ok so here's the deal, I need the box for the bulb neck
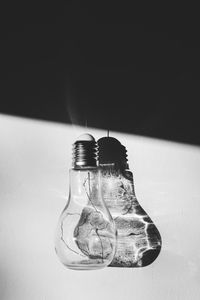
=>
[99,162,129,170]
[72,140,98,169]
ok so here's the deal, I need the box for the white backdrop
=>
[0,114,200,300]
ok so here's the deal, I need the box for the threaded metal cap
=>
[72,134,98,168]
[97,136,128,168]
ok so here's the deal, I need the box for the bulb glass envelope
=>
[98,136,162,267]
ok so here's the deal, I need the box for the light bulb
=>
[55,134,117,270]
[98,137,162,267]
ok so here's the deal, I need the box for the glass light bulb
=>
[55,134,117,270]
[98,137,162,267]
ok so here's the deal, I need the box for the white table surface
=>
[0,114,200,300]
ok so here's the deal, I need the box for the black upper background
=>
[2,3,200,145]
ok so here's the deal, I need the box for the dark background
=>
[2,3,200,144]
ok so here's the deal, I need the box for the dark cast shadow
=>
[2,5,200,146]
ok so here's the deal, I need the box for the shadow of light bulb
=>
[97,136,162,267]
[55,134,117,270]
